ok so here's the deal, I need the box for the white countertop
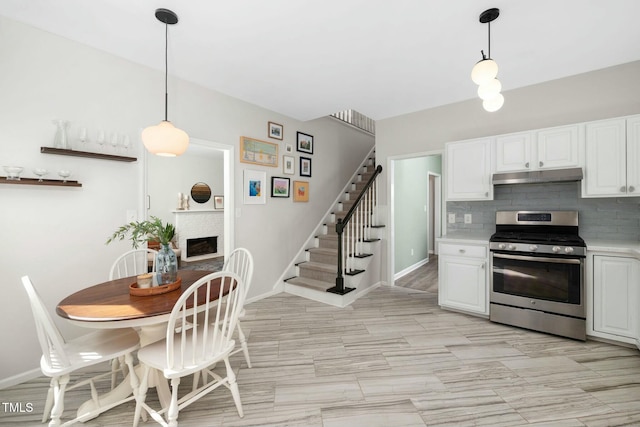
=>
[584,239,640,257]
[437,230,493,245]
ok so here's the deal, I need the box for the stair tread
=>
[286,276,334,292]
[298,261,337,272]
[308,247,337,255]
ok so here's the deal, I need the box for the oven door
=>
[491,252,585,318]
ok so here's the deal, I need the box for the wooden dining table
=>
[56,269,220,419]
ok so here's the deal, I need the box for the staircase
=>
[282,149,385,307]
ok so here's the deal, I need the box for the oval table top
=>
[56,270,218,323]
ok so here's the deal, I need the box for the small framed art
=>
[214,195,224,210]
[268,122,283,140]
[283,155,295,175]
[300,156,312,177]
[271,176,290,198]
[296,131,313,154]
[285,143,293,153]
[293,180,309,202]
[243,169,267,204]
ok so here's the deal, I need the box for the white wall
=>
[0,16,374,384]
[377,60,640,283]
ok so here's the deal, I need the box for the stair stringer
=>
[272,146,377,295]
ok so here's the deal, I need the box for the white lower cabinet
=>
[438,242,489,315]
[591,254,639,343]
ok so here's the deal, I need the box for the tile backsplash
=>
[447,182,640,241]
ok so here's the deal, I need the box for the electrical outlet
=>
[411,249,414,256]
[448,213,456,224]
[464,214,472,224]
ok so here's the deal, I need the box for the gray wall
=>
[447,183,640,242]
[393,155,441,274]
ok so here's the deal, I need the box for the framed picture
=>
[293,180,309,202]
[271,176,290,198]
[268,122,283,140]
[300,156,312,177]
[243,169,267,204]
[213,195,224,210]
[283,155,295,175]
[285,143,293,153]
[296,131,314,154]
[240,136,278,167]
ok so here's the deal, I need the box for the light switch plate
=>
[464,214,472,224]
[448,213,456,224]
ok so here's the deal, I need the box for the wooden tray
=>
[129,277,182,296]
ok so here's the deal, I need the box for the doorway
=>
[388,152,443,292]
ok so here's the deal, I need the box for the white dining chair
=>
[109,248,158,280]
[222,248,254,368]
[133,271,245,427]
[108,248,157,389]
[21,276,141,427]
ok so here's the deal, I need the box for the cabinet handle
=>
[621,186,626,193]
[539,161,544,167]
[629,186,635,193]
[459,249,466,254]
[485,192,488,197]
[525,162,529,168]
[481,263,485,269]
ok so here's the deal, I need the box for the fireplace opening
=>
[186,236,218,258]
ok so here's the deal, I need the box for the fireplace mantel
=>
[172,209,222,214]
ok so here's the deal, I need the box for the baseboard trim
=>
[394,258,429,281]
[0,368,41,390]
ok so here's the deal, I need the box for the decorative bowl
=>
[57,170,71,182]
[3,166,24,180]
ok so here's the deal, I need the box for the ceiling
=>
[2,0,640,121]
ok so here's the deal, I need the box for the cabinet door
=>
[593,255,639,339]
[495,132,532,172]
[584,119,627,197]
[536,125,580,169]
[446,139,492,201]
[439,256,487,314]
[626,115,640,196]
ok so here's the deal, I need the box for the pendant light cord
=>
[487,20,491,60]
[164,20,168,122]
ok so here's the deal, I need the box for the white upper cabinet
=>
[537,125,581,170]
[495,132,532,172]
[495,125,580,173]
[583,116,640,197]
[446,138,493,201]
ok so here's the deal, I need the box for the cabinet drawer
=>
[439,243,486,258]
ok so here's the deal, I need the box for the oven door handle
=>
[492,252,582,264]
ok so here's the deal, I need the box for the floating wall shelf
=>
[40,147,137,162]
[1,177,82,187]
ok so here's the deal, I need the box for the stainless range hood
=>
[492,167,583,185]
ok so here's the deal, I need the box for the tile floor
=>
[2,285,640,426]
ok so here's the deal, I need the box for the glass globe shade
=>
[477,79,502,100]
[142,120,189,157]
[482,93,505,112]
[471,59,498,85]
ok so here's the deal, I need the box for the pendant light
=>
[142,8,189,157]
[470,8,504,112]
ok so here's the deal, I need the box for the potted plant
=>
[107,216,178,285]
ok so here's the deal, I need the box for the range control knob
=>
[498,243,506,250]
[565,247,574,254]
[507,244,516,251]
[529,245,538,252]
[552,246,561,253]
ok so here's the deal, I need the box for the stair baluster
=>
[327,164,383,295]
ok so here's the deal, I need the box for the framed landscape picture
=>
[283,155,295,175]
[293,180,309,202]
[296,131,313,154]
[300,156,312,177]
[243,169,267,204]
[271,176,290,198]
[268,121,283,140]
[240,136,278,167]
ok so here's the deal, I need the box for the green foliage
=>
[106,216,176,248]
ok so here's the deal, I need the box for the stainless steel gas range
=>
[489,211,586,340]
